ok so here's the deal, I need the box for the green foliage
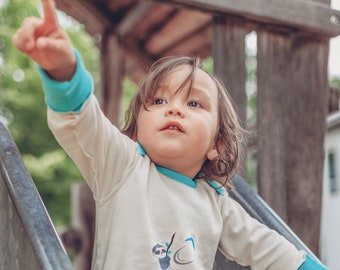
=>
[202,57,213,73]
[0,0,99,226]
[330,77,340,89]
[122,78,137,113]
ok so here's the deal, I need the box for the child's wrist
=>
[37,49,93,112]
[45,55,77,82]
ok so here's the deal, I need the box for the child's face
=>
[136,65,219,178]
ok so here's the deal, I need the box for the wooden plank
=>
[106,0,136,11]
[132,4,176,40]
[157,23,211,58]
[212,17,248,178]
[62,184,95,270]
[99,32,124,125]
[256,32,290,221]
[256,29,328,254]
[153,0,340,37]
[55,0,112,36]
[146,9,211,54]
[117,1,155,37]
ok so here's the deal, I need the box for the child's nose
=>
[165,104,185,118]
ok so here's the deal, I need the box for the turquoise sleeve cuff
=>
[298,255,329,270]
[37,49,93,113]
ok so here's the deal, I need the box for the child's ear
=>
[207,139,226,161]
[207,149,218,161]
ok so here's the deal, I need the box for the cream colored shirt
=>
[48,96,305,270]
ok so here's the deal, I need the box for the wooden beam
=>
[99,32,124,125]
[153,0,340,37]
[145,9,211,55]
[117,2,155,37]
[156,22,211,58]
[55,0,112,36]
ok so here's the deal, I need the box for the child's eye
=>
[187,100,202,108]
[153,98,167,105]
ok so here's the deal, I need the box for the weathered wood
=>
[117,1,154,37]
[329,87,339,114]
[212,16,248,178]
[55,0,112,37]
[285,36,328,256]
[155,0,340,37]
[99,32,125,125]
[62,184,95,270]
[145,9,211,54]
[132,4,176,41]
[157,23,211,58]
[257,29,329,255]
[256,32,290,220]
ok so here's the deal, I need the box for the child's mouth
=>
[161,121,184,132]
[168,125,179,130]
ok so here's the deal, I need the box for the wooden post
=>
[99,30,125,125]
[212,16,249,178]
[329,87,339,114]
[62,183,95,270]
[256,29,329,254]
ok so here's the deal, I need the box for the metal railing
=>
[0,122,73,270]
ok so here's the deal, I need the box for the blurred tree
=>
[330,77,340,89]
[0,0,99,226]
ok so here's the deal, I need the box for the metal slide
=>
[213,174,319,269]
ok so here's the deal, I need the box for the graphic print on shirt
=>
[152,233,196,269]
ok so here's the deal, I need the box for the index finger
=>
[42,0,59,27]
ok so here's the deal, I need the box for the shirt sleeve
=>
[40,50,138,201]
[298,255,329,270]
[36,49,93,113]
[218,196,306,270]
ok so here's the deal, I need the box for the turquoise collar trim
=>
[136,142,224,195]
[156,165,197,188]
[137,143,197,188]
[137,143,146,156]
[207,180,226,196]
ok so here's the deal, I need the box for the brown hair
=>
[122,56,247,187]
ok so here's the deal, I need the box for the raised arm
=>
[12,0,75,81]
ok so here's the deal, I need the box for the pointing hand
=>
[12,0,76,81]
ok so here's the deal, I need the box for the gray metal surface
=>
[213,174,319,269]
[230,174,317,258]
[0,122,73,270]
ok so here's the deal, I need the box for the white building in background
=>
[321,111,340,269]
